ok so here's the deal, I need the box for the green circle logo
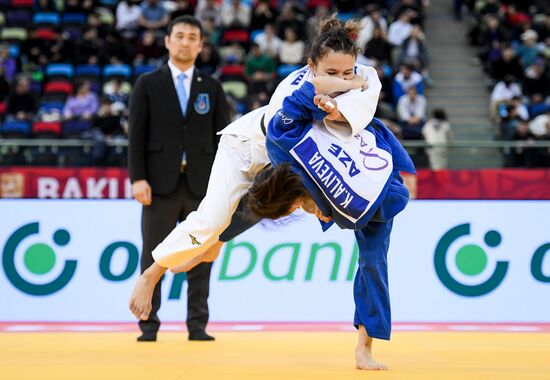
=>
[434,224,509,297]
[2,223,77,296]
[24,243,57,275]
[455,244,487,276]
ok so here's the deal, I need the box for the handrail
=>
[1,139,550,149]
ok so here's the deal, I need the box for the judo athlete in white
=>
[130,16,400,370]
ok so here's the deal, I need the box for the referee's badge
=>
[194,93,210,115]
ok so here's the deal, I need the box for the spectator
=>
[245,42,276,94]
[103,79,130,108]
[523,58,550,98]
[0,66,9,103]
[169,0,195,19]
[7,77,36,121]
[77,27,103,65]
[499,104,522,139]
[393,63,424,102]
[139,0,171,33]
[364,27,393,65]
[516,29,540,68]
[63,81,99,121]
[422,109,452,170]
[254,24,282,59]
[529,110,550,137]
[116,0,142,38]
[397,86,427,139]
[306,6,329,43]
[276,3,305,40]
[0,45,17,83]
[133,30,165,66]
[250,0,278,32]
[509,121,538,167]
[94,99,126,138]
[489,45,524,82]
[220,0,251,29]
[194,0,220,26]
[196,41,222,76]
[399,24,430,73]
[278,28,305,66]
[387,10,413,47]
[490,75,522,117]
[201,16,221,45]
[357,4,388,50]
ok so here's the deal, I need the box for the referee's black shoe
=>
[137,333,157,342]
[188,330,215,341]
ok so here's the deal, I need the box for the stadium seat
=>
[38,101,65,114]
[62,13,86,26]
[222,81,248,100]
[222,29,250,45]
[11,0,34,8]
[33,12,60,26]
[8,44,20,58]
[250,29,263,42]
[32,121,62,138]
[6,9,32,27]
[221,64,246,77]
[277,64,301,78]
[307,0,331,9]
[75,64,101,79]
[134,64,156,78]
[34,28,57,41]
[62,119,92,138]
[103,64,132,79]
[0,27,28,41]
[0,101,7,117]
[45,63,74,79]
[0,12,4,26]
[44,81,74,96]
[99,0,117,6]
[1,119,31,138]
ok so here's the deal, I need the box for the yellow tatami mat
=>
[1,331,549,380]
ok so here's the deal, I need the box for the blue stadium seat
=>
[45,63,74,78]
[62,13,86,25]
[277,64,301,78]
[99,0,117,6]
[33,12,60,26]
[39,101,65,113]
[75,64,101,78]
[1,119,31,138]
[8,44,20,58]
[103,64,132,79]
[6,9,32,27]
[63,119,92,138]
[250,29,263,42]
[134,64,156,78]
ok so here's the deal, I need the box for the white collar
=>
[168,60,195,82]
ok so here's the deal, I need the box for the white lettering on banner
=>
[124,179,132,199]
[108,178,118,199]
[63,178,83,198]
[38,178,59,199]
[86,178,108,198]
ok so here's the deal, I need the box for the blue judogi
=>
[267,82,415,340]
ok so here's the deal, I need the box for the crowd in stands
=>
[0,0,435,167]
[467,0,550,167]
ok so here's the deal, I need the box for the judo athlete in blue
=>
[248,80,415,369]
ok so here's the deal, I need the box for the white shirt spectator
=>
[395,70,423,91]
[387,19,413,46]
[397,93,427,121]
[529,113,550,136]
[490,81,522,104]
[116,1,142,30]
[357,16,388,50]
[422,119,452,170]
[195,0,221,25]
[254,32,282,57]
[220,1,251,28]
[279,40,305,65]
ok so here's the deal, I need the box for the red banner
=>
[0,167,549,200]
[0,167,131,199]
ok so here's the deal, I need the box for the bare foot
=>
[129,263,166,320]
[129,273,155,320]
[355,325,388,370]
[355,345,388,370]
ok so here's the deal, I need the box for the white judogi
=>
[152,65,382,268]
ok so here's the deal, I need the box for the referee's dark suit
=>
[128,61,229,340]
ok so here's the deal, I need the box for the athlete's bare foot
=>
[129,263,166,320]
[355,325,388,370]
